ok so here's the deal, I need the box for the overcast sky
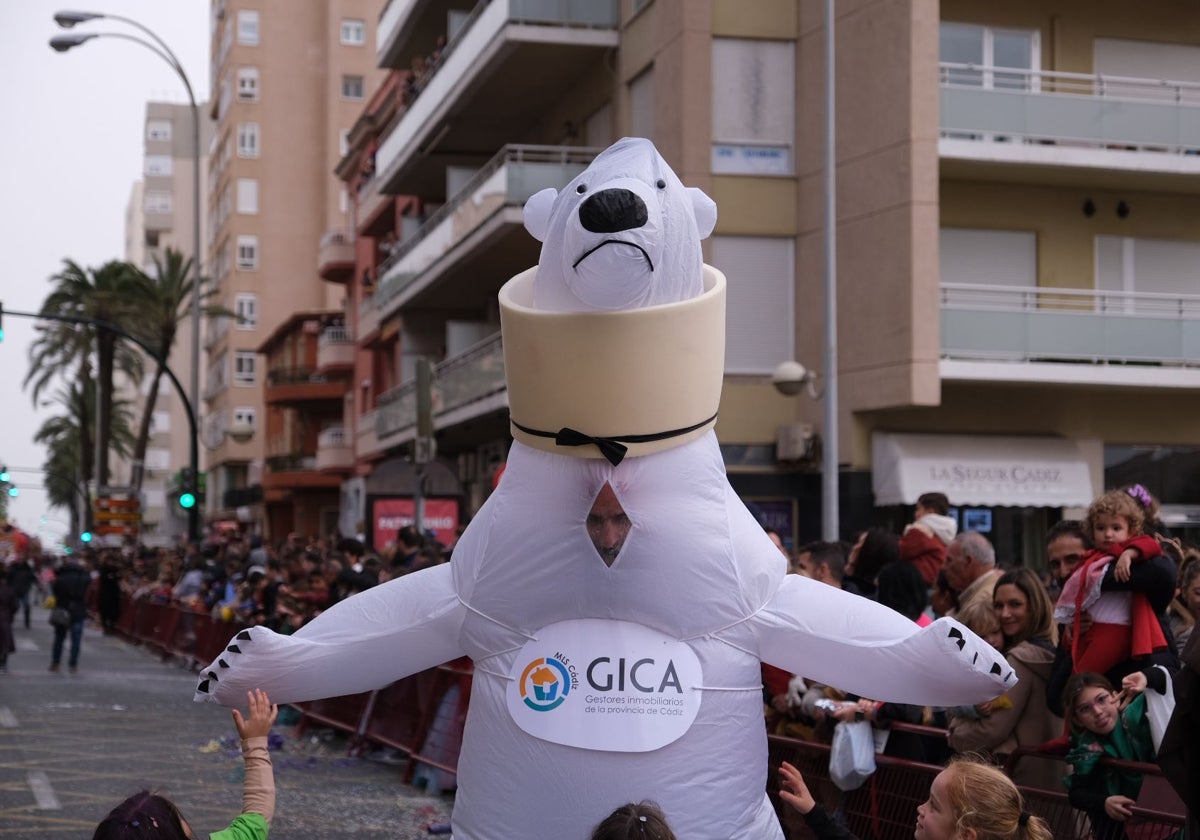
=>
[0,1,209,545]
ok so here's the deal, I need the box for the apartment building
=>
[205,0,384,537]
[121,101,213,546]
[337,0,1200,560]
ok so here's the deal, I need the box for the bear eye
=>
[576,183,587,194]
[656,179,666,189]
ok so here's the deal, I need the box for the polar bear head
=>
[523,137,717,312]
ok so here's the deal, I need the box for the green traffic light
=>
[179,492,197,509]
[80,532,92,543]
[6,487,17,497]
[0,469,9,482]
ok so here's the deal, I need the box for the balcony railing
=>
[267,367,328,386]
[939,62,1200,155]
[319,324,354,345]
[318,426,349,448]
[266,453,318,473]
[375,144,599,304]
[376,331,505,440]
[940,283,1200,365]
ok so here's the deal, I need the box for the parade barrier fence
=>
[99,595,1188,824]
[101,594,470,786]
[767,733,1186,840]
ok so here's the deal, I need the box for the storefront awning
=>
[871,432,1096,508]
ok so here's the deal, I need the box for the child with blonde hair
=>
[1053,490,1168,677]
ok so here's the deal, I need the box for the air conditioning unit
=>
[776,423,814,462]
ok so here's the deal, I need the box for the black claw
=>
[237,630,252,641]
[226,644,242,654]
[990,662,1003,676]
[218,659,229,669]
[948,627,963,639]
[972,652,978,664]
[198,680,210,693]
[207,670,219,682]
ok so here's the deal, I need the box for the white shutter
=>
[711,236,794,375]
[940,228,1036,287]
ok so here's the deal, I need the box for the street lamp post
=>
[50,9,203,529]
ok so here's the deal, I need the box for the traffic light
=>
[178,491,197,509]
[6,486,16,497]
[80,531,92,543]
[0,466,8,482]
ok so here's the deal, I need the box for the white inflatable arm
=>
[194,564,466,706]
[755,575,1015,706]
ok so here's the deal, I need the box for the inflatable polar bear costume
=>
[196,138,1013,840]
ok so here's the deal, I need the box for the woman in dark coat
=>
[0,566,18,673]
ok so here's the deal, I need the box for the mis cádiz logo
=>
[519,654,577,712]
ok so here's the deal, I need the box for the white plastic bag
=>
[829,720,876,791]
[1144,665,1176,754]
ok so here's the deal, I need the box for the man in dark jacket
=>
[50,557,91,673]
[7,555,38,629]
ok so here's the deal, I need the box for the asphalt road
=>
[0,604,452,838]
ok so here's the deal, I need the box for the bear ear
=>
[523,187,558,242]
[688,187,717,239]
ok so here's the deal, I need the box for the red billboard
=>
[371,496,460,553]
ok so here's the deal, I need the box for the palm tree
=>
[26,259,144,489]
[126,248,223,493]
[35,382,136,533]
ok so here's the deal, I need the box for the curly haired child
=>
[1053,490,1168,677]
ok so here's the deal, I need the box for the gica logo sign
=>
[519,653,578,712]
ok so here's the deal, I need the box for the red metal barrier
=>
[768,734,1187,840]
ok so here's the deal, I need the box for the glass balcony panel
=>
[434,332,504,414]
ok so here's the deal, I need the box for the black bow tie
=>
[511,412,718,466]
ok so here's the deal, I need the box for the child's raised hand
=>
[1104,795,1135,822]
[1113,549,1136,582]
[232,688,278,741]
[778,761,817,816]
[1119,671,1148,709]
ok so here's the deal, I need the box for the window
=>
[151,410,171,434]
[236,67,259,101]
[145,448,171,471]
[236,178,258,214]
[628,67,655,140]
[235,292,258,328]
[339,186,348,214]
[341,74,365,100]
[940,23,1040,89]
[237,122,260,158]
[236,236,259,271]
[339,129,350,156]
[146,120,172,141]
[1096,236,1200,314]
[234,351,257,385]
[144,487,166,509]
[237,10,259,45]
[340,18,365,45]
[145,192,172,214]
[233,407,257,429]
[711,39,794,175]
[710,236,794,374]
[144,155,173,176]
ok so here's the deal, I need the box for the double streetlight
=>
[50,10,203,542]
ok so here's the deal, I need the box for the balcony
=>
[262,452,341,492]
[940,283,1200,388]
[222,485,263,510]
[357,407,382,460]
[376,331,507,443]
[358,292,381,343]
[375,145,597,316]
[356,173,393,236]
[318,228,356,283]
[939,63,1200,185]
[375,0,618,197]
[317,324,355,373]
[264,367,346,406]
[316,425,354,473]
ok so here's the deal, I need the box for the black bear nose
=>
[578,188,648,234]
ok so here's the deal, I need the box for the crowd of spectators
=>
[762,485,1198,832]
